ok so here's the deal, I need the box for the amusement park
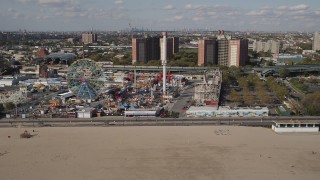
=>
[19,58,191,119]
[1,31,224,119]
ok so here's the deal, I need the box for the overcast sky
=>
[1,0,320,32]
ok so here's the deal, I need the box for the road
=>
[171,82,195,117]
[1,116,320,128]
[282,79,305,99]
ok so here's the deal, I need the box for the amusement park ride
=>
[161,32,168,101]
[66,59,104,101]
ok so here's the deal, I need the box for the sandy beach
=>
[0,126,320,180]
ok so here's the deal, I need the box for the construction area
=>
[194,69,222,105]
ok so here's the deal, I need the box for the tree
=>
[4,102,15,111]
[289,78,309,92]
[297,42,312,50]
[258,92,272,105]
[228,66,241,79]
[90,53,105,61]
[0,103,4,113]
[257,50,272,57]
[170,49,197,67]
[238,77,248,89]
[242,90,255,105]
[228,89,241,102]
[266,77,289,101]
[146,60,161,66]
[279,68,290,78]
[302,93,320,115]
[266,61,275,66]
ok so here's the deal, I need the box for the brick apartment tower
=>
[132,36,161,64]
[228,39,248,66]
[132,38,147,64]
[198,39,218,66]
[160,36,179,61]
[35,48,49,59]
[217,30,230,66]
[82,32,97,44]
[173,37,179,53]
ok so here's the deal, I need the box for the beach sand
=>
[0,126,320,180]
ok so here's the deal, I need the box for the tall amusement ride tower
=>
[162,32,167,98]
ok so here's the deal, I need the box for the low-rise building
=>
[275,54,304,65]
[0,75,28,86]
[0,87,27,104]
[272,120,320,133]
[124,108,161,117]
[77,108,96,118]
[186,106,269,117]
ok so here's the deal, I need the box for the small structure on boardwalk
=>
[272,120,320,133]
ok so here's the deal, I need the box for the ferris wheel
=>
[67,59,104,99]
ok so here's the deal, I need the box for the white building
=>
[125,108,161,117]
[312,32,320,51]
[186,106,269,117]
[272,120,319,133]
[77,108,96,118]
[253,40,280,54]
[302,50,316,55]
[13,54,26,60]
[0,87,27,104]
[0,75,28,86]
[186,106,218,117]
[20,65,40,77]
[0,76,18,86]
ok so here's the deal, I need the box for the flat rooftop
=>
[274,120,320,124]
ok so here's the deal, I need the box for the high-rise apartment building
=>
[198,39,218,66]
[147,36,161,61]
[132,38,147,64]
[253,40,280,54]
[82,32,97,44]
[228,39,248,67]
[173,37,179,54]
[313,32,320,51]
[132,36,160,64]
[217,39,229,66]
[198,31,248,67]
[160,36,179,61]
[217,30,231,66]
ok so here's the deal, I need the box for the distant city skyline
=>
[0,0,320,32]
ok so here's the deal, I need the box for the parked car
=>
[159,114,169,118]
[181,106,189,110]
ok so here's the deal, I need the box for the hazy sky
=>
[1,0,320,31]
